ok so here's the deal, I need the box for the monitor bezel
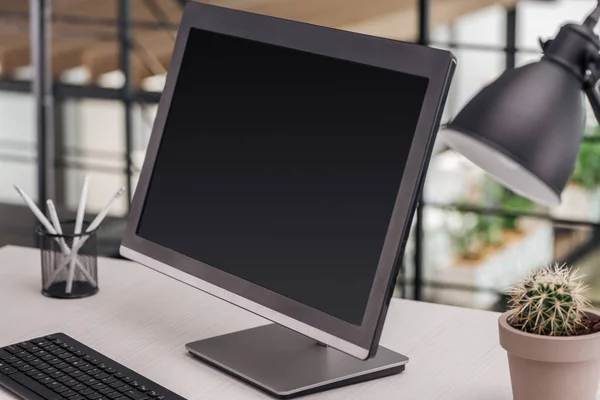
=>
[121,1,455,360]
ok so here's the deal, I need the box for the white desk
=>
[0,245,512,399]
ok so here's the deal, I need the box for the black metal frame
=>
[4,0,600,304]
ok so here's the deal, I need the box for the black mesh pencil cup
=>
[37,220,99,299]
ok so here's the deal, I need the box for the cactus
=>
[507,264,590,336]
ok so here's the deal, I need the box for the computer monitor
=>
[121,2,454,397]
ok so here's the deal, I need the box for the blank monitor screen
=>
[137,28,429,325]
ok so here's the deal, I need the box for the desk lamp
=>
[444,1,600,206]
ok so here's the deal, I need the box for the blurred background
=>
[1,0,599,312]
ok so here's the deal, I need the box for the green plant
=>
[507,264,590,336]
[571,141,600,189]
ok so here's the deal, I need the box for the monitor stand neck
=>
[185,323,408,398]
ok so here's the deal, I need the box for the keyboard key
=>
[19,365,33,372]
[32,373,48,381]
[56,362,70,369]
[76,374,92,382]
[62,390,77,398]
[58,352,72,359]
[25,368,41,376]
[11,372,64,400]
[90,359,101,366]
[45,345,58,352]
[34,350,49,357]
[46,382,61,390]
[138,386,149,393]
[37,363,51,370]
[97,364,109,370]
[70,370,85,377]
[72,361,88,368]
[12,361,25,368]
[49,371,64,378]
[107,392,121,399]
[156,397,164,400]
[23,355,36,362]
[117,385,132,393]
[102,377,117,384]
[16,352,29,359]
[65,379,80,387]
[63,366,76,374]
[57,375,73,383]
[70,396,85,400]
[38,341,52,348]
[109,381,124,389]
[18,342,35,350]
[123,390,148,400]
[81,365,94,372]
[147,392,159,398]
[44,367,58,374]
[105,368,117,374]
[51,348,67,356]
[129,381,140,388]
[92,383,107,390]
[60,343,70,349]
[1,366,18,375]
[72,384,87,392]
[66,357,80,363]
[67,347,77,353]
[3,356,18,363]
[44,335,57,341]
[53,339,63,345]
[5,345,20,354]
[28,346,41,353]
[121,377,133,383]
[83,355,93,361]
[100,388,116,395]
[73,351,84,357]
[30,359,43,366]
[85,378,100,386]
[41,355,55,361]
[87,368,101,376]
[54,385,70,393]
[80,388,95,396]
[48,358,63,366]
[114,373,125,379]
[39,377,54,385]
[88,394,102,400]
[95,373,110,380]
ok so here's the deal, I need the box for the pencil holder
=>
[37,220,99,299]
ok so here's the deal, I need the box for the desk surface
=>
[0,245,512,400]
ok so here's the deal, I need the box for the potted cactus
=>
[499,265,600,400]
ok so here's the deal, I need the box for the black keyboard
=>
[0,334,186,400]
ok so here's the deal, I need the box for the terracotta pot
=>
[499,310,600,400]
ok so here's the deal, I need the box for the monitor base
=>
[185,323,408,399]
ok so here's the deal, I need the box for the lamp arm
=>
[584,51,600,124]
[584,82,600,124]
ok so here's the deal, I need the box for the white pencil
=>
[14,186,71,256]
[86,186,126,233]
[46,199,63,234]
[74,175,89,239]
[15,186,59,237]
[50,186,126,285]
[66,176,90,294]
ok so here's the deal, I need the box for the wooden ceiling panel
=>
[0,0,520,87]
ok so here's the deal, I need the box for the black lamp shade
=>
[444,59,585,206]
